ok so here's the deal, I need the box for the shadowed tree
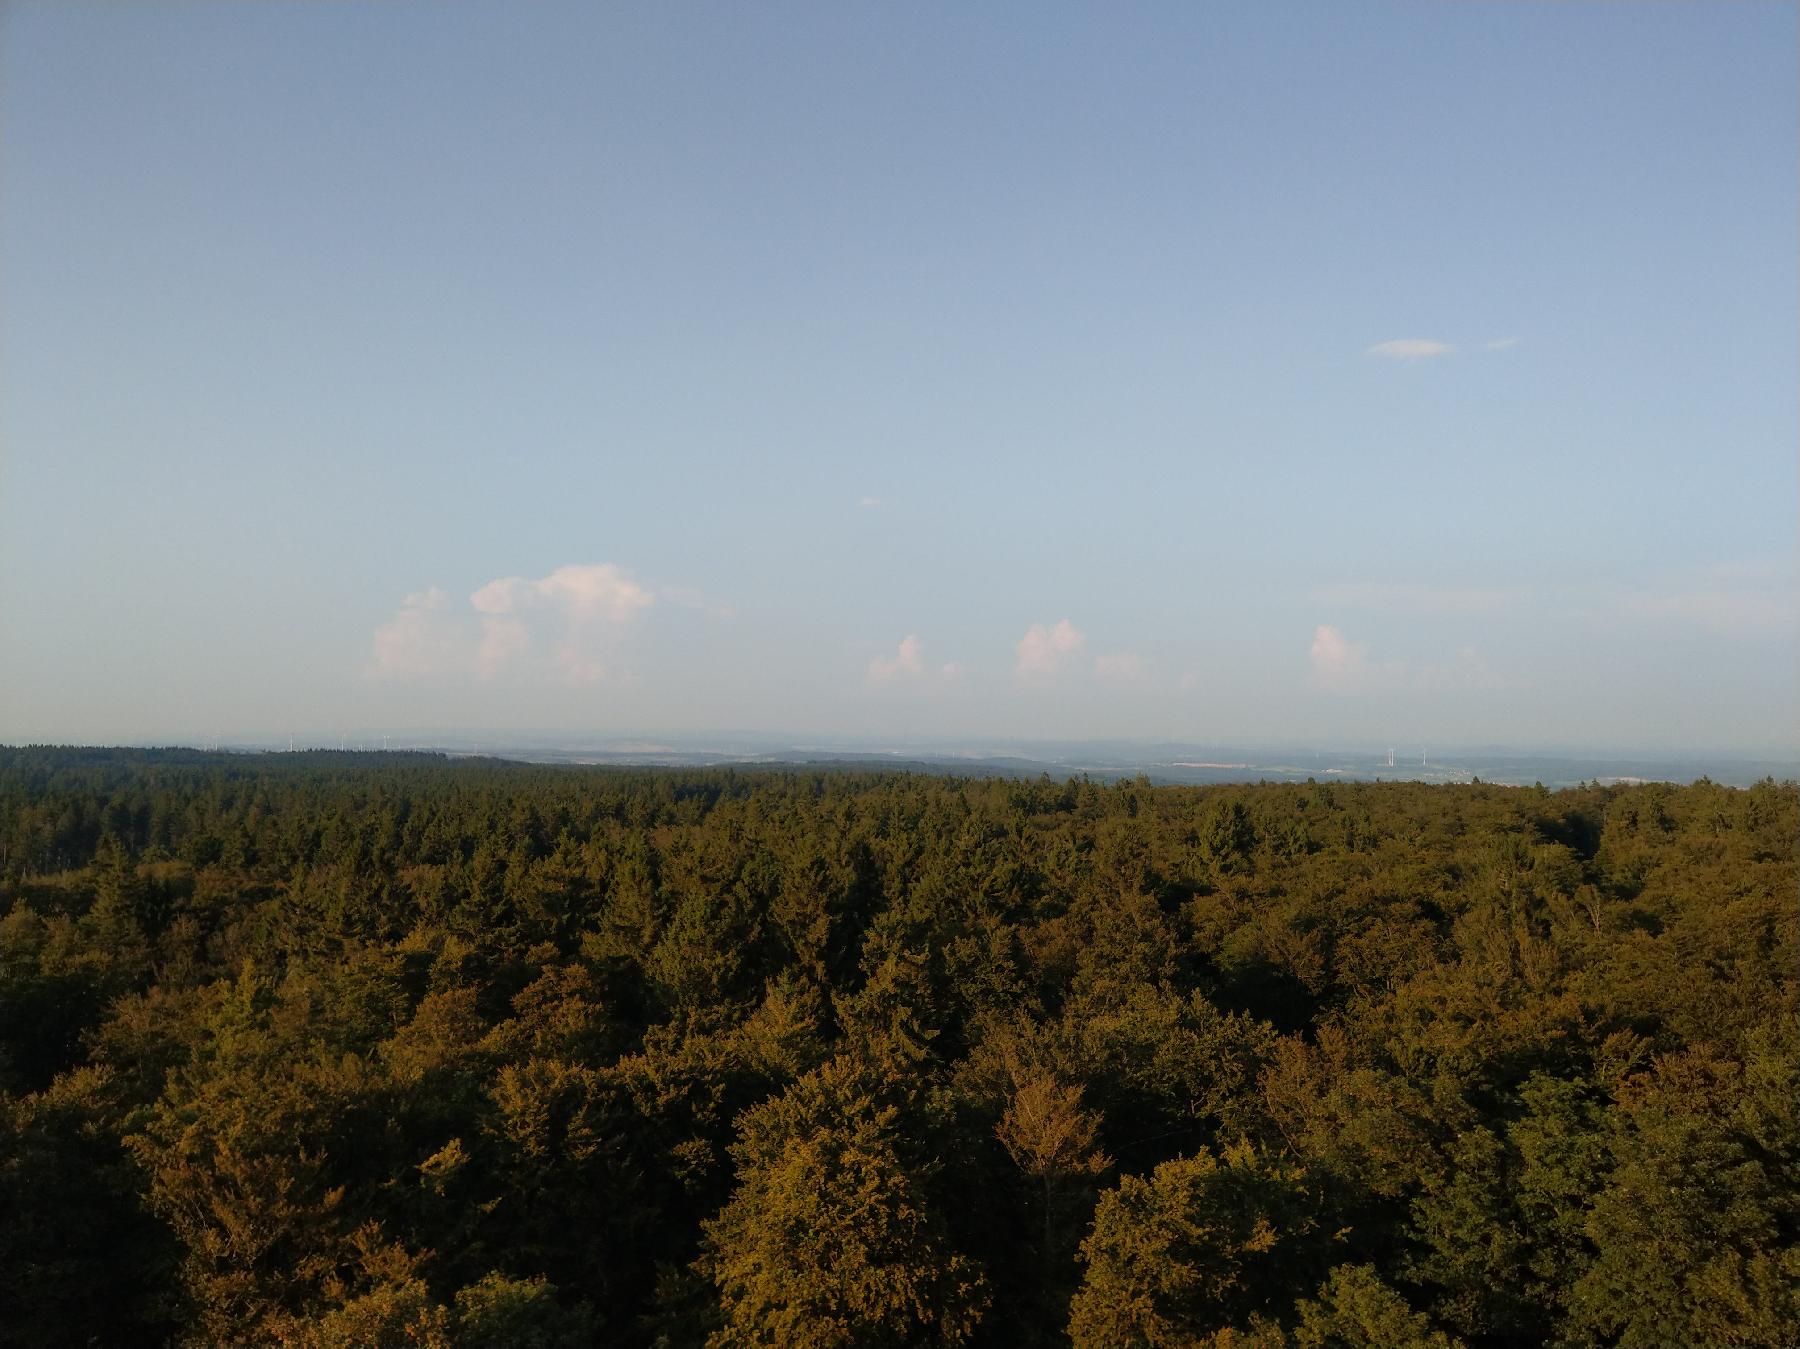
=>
[997,1074,1111,1271]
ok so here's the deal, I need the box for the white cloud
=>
[1094,651,1145,682]
[369,563,653,685]
[858,496,882,509]
[1309,623,1508,693]
[1309,624,1370,687]
[471,563,652,624]
[475,612,531,681]
[867,635,964,687]
[1485,337,1520,350]
[868,633,926,683]
[368,588,463,680]
[468,564,652,684]
[1016,619,1085,678]
[1365,338,1453,360]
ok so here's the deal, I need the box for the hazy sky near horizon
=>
[2,2,1795,752]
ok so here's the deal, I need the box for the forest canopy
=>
[0,748,1794,1347]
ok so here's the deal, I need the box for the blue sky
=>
[2,1,1794,752]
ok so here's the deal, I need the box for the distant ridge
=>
[43,736,1796,790]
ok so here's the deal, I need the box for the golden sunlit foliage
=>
[0,749,1793,1346]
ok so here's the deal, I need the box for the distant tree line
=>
[0,747,1794,1346]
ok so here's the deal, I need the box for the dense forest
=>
[0,748,1793,1348]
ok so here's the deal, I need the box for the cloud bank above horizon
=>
[335,555,1800,752]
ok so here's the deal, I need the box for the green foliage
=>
[455,1271,598,1348]
[701,1056,988,1347]
[1068,1142,1326,1346]
[1566,1026,1800,1348]
[0,749,1792,1345]
[1292,1264,1461,1349]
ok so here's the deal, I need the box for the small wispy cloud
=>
[868,633,925,683]
[1365,338,1454,361]
[868,634,961,685]
[858,496,882,509]
[1094,651,1145,682]
[469,564,652,683]
[1485,337,1520,351]
[369,563,654,686]
[471,564,652,624]
[1309,623,1507,693]
[1308,624,1370,687]
[1016,619,1085,678]
[369,588,461,681]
